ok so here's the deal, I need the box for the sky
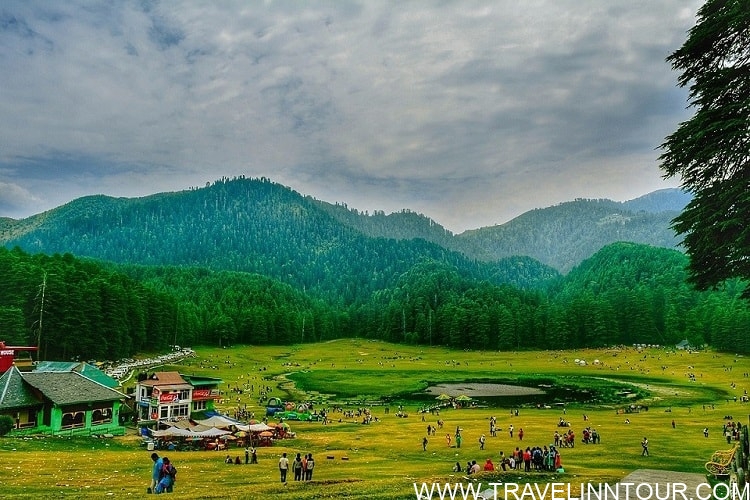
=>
[0,1,702,234]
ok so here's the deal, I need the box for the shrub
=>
[0,415,15,436]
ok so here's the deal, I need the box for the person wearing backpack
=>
[155,456,176,494]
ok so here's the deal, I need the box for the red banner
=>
[192,389,211,400]
[159,392,179,403]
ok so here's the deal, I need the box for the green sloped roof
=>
[0,366,43,411]
[22,371,126,405]
[35,361,79,372]
[181,374,223,387]
[35,361,119,389]
[74,364,119,389]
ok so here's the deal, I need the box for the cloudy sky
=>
[0,1,701,233]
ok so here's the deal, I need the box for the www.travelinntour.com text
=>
[412,481,750,500]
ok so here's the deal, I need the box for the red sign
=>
[0,342,38,374]
[192,389,211,400]
[159,393,179,403]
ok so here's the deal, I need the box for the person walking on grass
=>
[279,452,289,483]
[641,437,649,456]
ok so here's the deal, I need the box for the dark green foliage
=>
[659,0,750,297]
[551,242,750,350]
[0,415,14,436]
[1,177,748,357]
[1,242,749,358]
[0,247,177,360]
[0,178,558,299]
[456,199,683,273]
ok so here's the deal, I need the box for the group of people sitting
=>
[453,458,496,474]
[453,445,563,474]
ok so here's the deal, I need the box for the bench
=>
[705,446,737,478]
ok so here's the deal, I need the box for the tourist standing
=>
[155,456,176,494]
[641,437,649,456]
[149,452,163,494]
[293,453,303,481]
[279,452,289,483]
[306,454,315,481]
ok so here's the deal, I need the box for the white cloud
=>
[0,0,702,231]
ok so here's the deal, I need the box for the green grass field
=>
[1,340,747,499]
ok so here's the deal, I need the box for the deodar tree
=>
[659,0,750,297]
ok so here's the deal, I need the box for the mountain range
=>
[0,177,688,278]
[7,178,750,358]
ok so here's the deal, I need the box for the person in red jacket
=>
[483,458,495,471]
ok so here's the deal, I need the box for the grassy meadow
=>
[1,339,748,499]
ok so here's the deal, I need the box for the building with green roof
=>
[0,366,127,436]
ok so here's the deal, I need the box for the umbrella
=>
[235,431,247,438]
[220,435,238,440]
[278,422,290,430]
[436,394,451,401]
[259,431,274,437]
[456,395,472,401]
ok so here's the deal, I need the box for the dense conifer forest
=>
[1,177,746,360]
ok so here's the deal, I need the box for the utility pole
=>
[36,272,47,361]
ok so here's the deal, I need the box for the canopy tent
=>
[455,395,472,402]
[244,423,274,432]
[435,394,451,401]
[151,425,231,438]
[195,415,242,429]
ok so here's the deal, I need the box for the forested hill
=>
[0,177,687,279]
[456,197,685,273]
[2,241,748,361]
[0,178,557,300]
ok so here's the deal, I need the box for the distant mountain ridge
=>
[314,188,688,273]
[0,177,687,285]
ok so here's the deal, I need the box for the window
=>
[193,400,207,411]
[179,389,191,400]
[172,404,189,419]
[160,406,169,419]
[92,407,112,424]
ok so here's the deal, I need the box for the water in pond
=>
[406,382,595,407]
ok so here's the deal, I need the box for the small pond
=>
[405,381,597,407]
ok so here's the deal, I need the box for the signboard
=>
[159,392,179,403]
[192,389,211,400]
[0,342,38,374]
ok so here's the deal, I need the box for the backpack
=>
[166,464,177,480]
[307,459,314,470]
